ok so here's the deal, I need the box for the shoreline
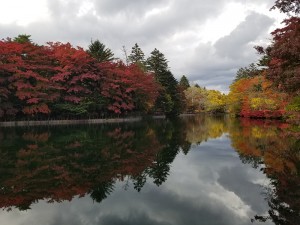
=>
[0,113,222,127]
[0,113,290,127]
[0,117,143,127]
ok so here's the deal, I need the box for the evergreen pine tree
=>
[87,40,114,62]
[147,48,181,117]
[13,34,32,43]
[147,48,168,74]
[128,43,146,70]
[179,75,190,90]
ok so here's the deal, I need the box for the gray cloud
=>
[93,0,169,17]
[218,165,270,214]
[214,13,274,58]
[184,12,274,91]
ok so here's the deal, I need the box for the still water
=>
[0,115,299,225]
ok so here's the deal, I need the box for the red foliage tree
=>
[0,40,23,117]
[1,38,160,120]
[230,76,287,118]
[50,42,100,102]
[0,39,59,117]
[99,62,160,114]
[267,17,300,93]
[49,42,101,115]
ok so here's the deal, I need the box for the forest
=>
[0,33,229,121]
[0,38,166,120]
[0,0,299,122]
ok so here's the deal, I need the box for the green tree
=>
[13,34,32,43]
[254,45,272,67]
[234,63,260,82]
[147,49,181,116]
[87,39,114,62]
[128,43,146,70]
[147,48,169,74]
[179,75,190,90]
[158,70,182,116]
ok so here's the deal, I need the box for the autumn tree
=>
[267,17,300,93]
[12,43,59,116]
[184,86,206,113]
[87,39,114,62]
[127,65,160,112]
[228,75,288,118]
[205,90,227,113]
[50,42,100,117]
[99,62,159,114]
[251,0,300,94]
[0,37,61,118]
[228,78,250,115]
[0,36,185,120]
[0,39,23,118]
[185,86,226,113]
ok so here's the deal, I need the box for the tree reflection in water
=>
[0,115,299,225]
[0,118,192,210]
[230,118,300,225]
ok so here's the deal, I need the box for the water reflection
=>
[0,119,190,211]
[0,115,299,225]
[230,118,300,225]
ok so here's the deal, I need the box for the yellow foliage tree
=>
[205,90,227,113]
[228,75,288,118]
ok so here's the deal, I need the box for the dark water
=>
[0,115,299,225]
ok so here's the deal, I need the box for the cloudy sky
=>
[0,0,286,92]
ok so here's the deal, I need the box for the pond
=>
[0,115,299,225]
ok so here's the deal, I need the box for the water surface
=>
[0,115,299,225]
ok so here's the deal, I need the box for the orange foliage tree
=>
[228,75,288,118]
